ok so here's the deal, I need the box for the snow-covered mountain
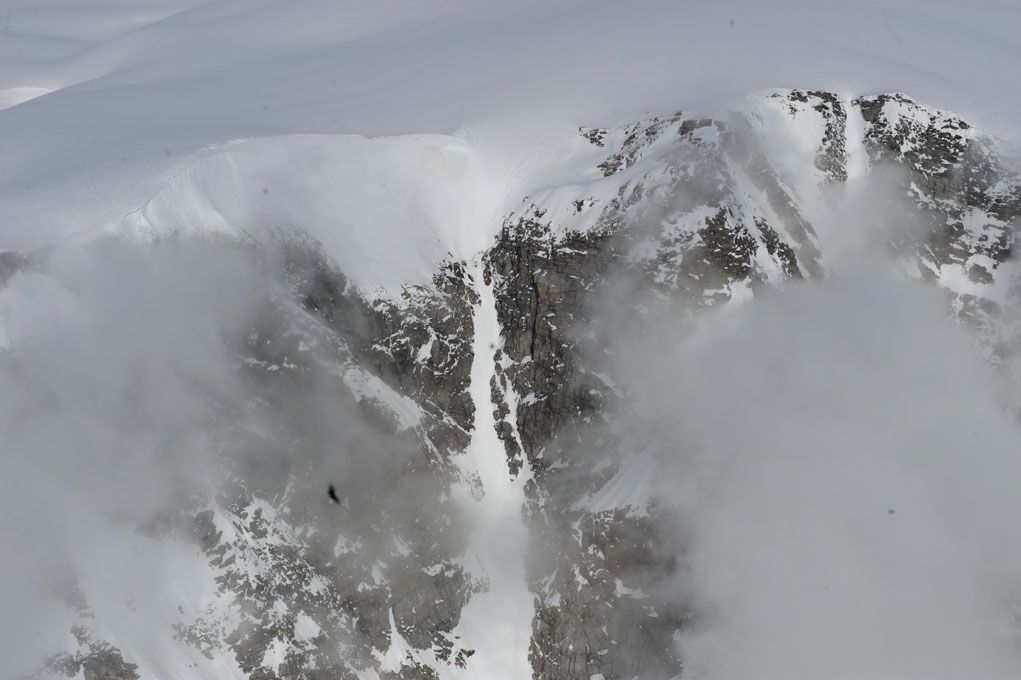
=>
[4,87,1021,679]
[3,3,1021,680]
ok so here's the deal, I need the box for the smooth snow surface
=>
[3,0,1021,260]
[0,86,52,110]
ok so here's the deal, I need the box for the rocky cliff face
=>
[10,89,1021,679]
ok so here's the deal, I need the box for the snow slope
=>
[2,0,1021,260]
[115,134,512,293]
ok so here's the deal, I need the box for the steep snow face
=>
[117,134,511,294]
[68,526,247,679]
[451,258,534,680]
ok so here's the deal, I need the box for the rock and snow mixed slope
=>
[2,84,1021,679]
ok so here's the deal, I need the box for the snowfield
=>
[2,0,1021,257]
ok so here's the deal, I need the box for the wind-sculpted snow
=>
[114,134,511,295]
[2,88,1021,680]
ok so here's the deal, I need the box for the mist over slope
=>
[623,261,1021,679]
[1,2,1021,680]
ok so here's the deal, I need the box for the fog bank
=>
[625,260,1021,678]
